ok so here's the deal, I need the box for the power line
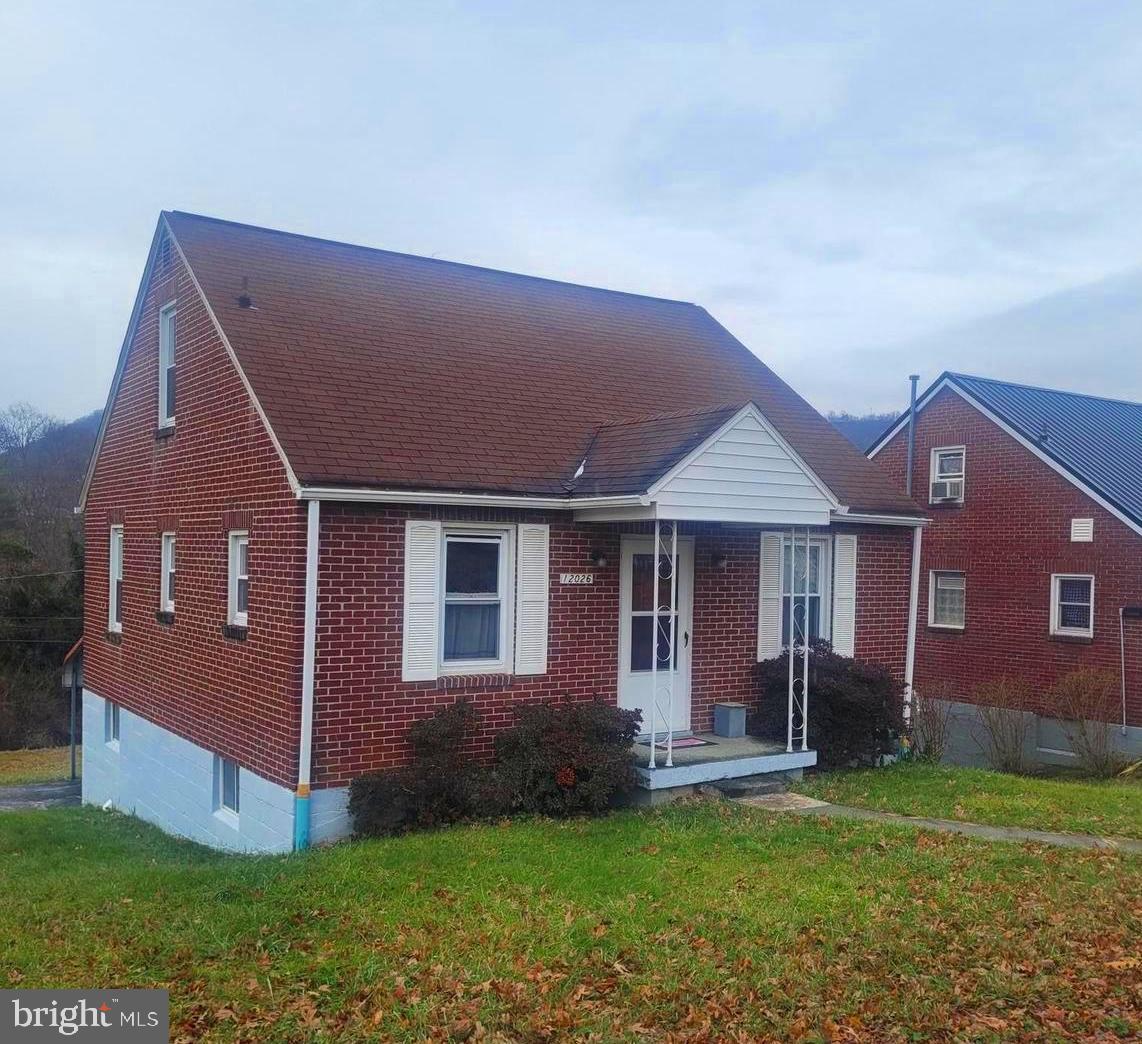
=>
[0,570,82,582]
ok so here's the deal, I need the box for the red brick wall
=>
[874,387,1142,725]
[312,509,914,787]
[83,247,307,788]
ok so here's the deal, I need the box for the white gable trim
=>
[77,214,301,512]
[868,378,1142,539]
[646,403,841,509]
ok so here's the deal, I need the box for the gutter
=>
[295,499,320,850]
[297,486,647,510]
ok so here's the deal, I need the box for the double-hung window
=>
[108,525,124,633]
[930,447,965,504]
[442,531,510,671]
[1051,574,1094,638]
[780,539,829,646]
[929,570,965,629]
[160,533,176,614]
[228,532,249,627]
[158,302,177,427]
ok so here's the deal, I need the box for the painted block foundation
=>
[81,689,352,853]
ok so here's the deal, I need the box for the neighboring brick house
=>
[79,211,925,852]
[869,372,1142,761]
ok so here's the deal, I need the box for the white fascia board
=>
[645,402,842,509]
[78,221,165,512]
[168,218,302,497]
[298,486,646,511]
[871,379,1142,539]
[830,511,929,528]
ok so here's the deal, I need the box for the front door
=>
[618,537,693,736]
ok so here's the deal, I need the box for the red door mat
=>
[654,736,712,750]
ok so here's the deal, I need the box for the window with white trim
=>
[930,446,965,504]
[1050,574,1094,637]
[441,530,512,672]
[160,533,176,613]
[214,755,240,816]
[158,302,177,427]
[108,525,124,633]
[228,531,249,627]
[779,538,831,646]
[104,701,120,745]
[928,570,965,629]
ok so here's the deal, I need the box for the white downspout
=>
[294,498,320,850]
[903,522,923,728]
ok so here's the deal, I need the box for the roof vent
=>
[1037,422,1049,444]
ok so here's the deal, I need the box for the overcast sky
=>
[3,1,1142,422]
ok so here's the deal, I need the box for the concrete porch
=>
[631,732,817,793]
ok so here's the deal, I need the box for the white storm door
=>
[618,537,693,735]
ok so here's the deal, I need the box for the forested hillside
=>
[0,406,100,747]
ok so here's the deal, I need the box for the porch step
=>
[708,774,789,799]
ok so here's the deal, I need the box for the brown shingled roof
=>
[165,211,920,514]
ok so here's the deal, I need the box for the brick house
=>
[79,212,925,852]
[869,372,1142,762]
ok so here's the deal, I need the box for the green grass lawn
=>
[796,761,1142,838]
[0,746,77,785]
[1,803,1139,1041]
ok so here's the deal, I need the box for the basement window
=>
[214,755,240,819]
[158,302,177,428]
[104,701,120,746]
[928,571,965,629]
[1050,574,1094,638]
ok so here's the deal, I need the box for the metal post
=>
[665,524,678,768]
[786,528,795,753]
[801,527,810,751]
[648,520,660,769]
[905,374,920,497]
[69,666,78,782]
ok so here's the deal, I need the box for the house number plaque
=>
[559,573,595,585]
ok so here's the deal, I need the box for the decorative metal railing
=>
[787,526,811,752]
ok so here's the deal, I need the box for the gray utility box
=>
[713,702,746,739]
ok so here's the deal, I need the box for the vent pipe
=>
[905,374,920,497]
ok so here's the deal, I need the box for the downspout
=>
[294,498,320,851]
[905,374,919,497]
[1121,606,1142,735]
[903,523,923,729]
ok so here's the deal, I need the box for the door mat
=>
[654,736,712,750]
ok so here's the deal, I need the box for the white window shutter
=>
[831,533,858,657]
[401,520,442,681]
[514,524,550,675]
[757,532,783,661]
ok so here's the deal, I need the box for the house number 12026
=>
[559,573,595,585]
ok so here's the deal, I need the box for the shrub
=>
[911,680,956,763]
[493,698,641,816]
[972,676,1033,774]
[348,699,491,836]
[1045,668,1127,778]
[754,642,903,769]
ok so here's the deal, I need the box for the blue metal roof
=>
[944,373,1142,528]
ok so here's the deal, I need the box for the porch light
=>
[711,551,729,570]
[589,549,608,568]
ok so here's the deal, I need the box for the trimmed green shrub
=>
[493,698,641,816]
[754,642,902,768]
[348,699,492,836]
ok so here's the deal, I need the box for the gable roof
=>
[93,211,921,515]
[869,372,1142,533]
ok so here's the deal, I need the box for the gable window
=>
[104,701,120,745]
[228,532,249,627]
[108,525,124,633]
[214,755,240,817]
[780,538,831,647]
[930,447,965,504]
[158,302,177,427]
[1050,574,1094,638]
[928,571,965,629]
[160,533,176,613]
[442,532,511,670]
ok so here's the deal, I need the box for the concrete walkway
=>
[742,792,1142,854]
[0,780,81,811]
